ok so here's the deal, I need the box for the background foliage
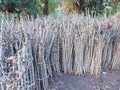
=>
[0,0,120,17]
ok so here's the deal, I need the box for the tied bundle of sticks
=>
[50,32,61,74]
[62,17,74,73]
[112,30,120,69]
[73,30,86,75]
[30,19,49,90]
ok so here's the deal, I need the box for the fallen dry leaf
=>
[7,56,16,63]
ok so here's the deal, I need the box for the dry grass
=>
[0,14,120,90]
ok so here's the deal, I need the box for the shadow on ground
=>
[49,70,120,90]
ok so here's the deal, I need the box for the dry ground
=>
[49,70,120,90]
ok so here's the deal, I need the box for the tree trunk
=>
[43,0,48,15]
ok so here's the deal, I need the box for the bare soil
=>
[48,70,120,90]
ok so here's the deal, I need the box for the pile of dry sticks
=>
[0,14,120,90]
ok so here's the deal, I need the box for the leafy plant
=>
[0,0,39,17]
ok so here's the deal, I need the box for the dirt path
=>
[49,70,120,90]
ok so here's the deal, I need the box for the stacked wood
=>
[0,14,120,90]
[62,33,73,73]
[73,30,85,75]
[61,17,74,73]
[51,33,60,74]
[112,30,120,69]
